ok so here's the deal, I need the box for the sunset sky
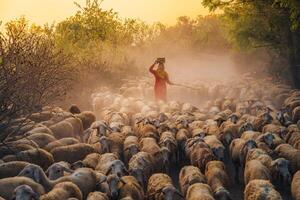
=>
[0,0,210,27]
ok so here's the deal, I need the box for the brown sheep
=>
[241,131,261,141]
[139,137,168,172]
[72,153,101,169]
[87,192,109,200]
[293,106,300,123]
[95,153,127,177]
[18,164,105,198]
[179,165,206,197]
[244,180,282,200]
[0,161,30,179]
[123,136,140,165]
[291,170,300,200]
[24,133,57,148]
[40,182,83,200]
[186,183,215,200]
[190,145,216,173]
[176,128,191,161]
[159,131,178,164]
[106,174,144,200]
[75,111,96,130]
[2,148,54,170]
[275,144,300,173]
[69,105,81,114]
[128,151,154,190]
[43,138,80,152]
[230,139,257,182]
[50,143,95,163]
[205,161,231,200]
[244,160,271,185]
[204,135,225,161]
[65,117,84,141]
[147,173,183,200]
[246,148,272,168]
[49,121,75,139]
[0,177,45,200]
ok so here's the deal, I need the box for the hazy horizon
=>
[0,0,211,28]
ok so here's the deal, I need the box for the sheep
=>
[2,148,54,170]
[159,131,178,164]
[205,161,231,200]
[204,135,225,161]
[0,143,35,158]
[291,170,300,200]
[262,124,286,136]
[50,143,95,163]
[255,132,275,149]
[139,137,167,171]
[292,106,300,122]
[128,151,154,190]
[240,131,261,141]
[106,174,144,200]
[0,161,30,179]
[185,183,215,200]
[18,164,105,198]
[190,144,216,173]
[275,144,300,173]
[69,105,81,114]
[95,153,127,176]
[147,173,183,200]
[0,177,45,200]
[64,117,84,141]
[46,162,73,180]
[185,137,209,158]
[179,165,206,197]
[40,182,82,200]
[75,111,96,130]
[49,121,75,139]
[244,180,282,200]
[218,122,239,147]
[72,153,101,169]
[107,131,125,158]
[86,192,109,200]
[246,148,272,168]
[176,128,191,161]
[11,185,40,200]
[29,111,53,123]
[123,136,140,165]
[24,133,57,148]
[270,158,291,187]
[44,137,80,152]
[230,139,257,182]
[244,159,271,185]
[26,125,54,136]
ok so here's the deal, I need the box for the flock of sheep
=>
[0,75,300,200]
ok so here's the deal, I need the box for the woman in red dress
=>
[149,59,173,102]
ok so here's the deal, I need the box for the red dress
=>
[149,68,170,102]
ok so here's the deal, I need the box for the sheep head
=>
[12,185,39,200]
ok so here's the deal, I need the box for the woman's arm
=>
[166,73,174,85]
[149,62,157,74]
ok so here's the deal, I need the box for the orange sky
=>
[0,0,210,27]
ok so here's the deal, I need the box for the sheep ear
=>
[34,168,41,183]
[106,167,112,176]
[62,166,74,174]
[120,178,127,185]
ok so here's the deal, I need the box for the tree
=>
[0,17,75,140]
[202,0,300,88]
